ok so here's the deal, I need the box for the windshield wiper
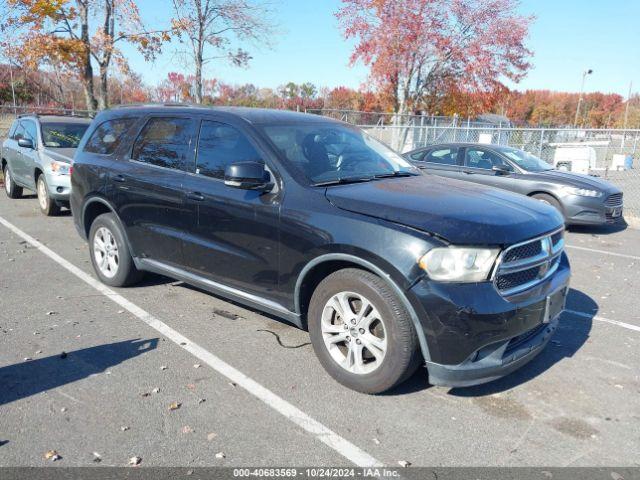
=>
[313,175,374,186]
[372,171,419,179]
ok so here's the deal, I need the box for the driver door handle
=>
[186,191,205,201]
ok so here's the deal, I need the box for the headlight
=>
[563,186,602,197]
[50,161,71,175]
[418,247,500,282]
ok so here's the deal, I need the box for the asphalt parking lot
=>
[1,193,639,468]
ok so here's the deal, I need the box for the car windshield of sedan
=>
[41,122,89,148]
[261,123,420,185]
[499,147,554,172]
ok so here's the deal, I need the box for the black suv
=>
[71,105,570,393]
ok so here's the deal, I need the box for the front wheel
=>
[36,175,60,216]
[531,193,563,217]
[89,213,143,287]
[308,268,421,394]
[3,165,23,199]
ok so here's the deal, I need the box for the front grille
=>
[496,266,540,290]
[503,242,541,263]
[605,193,623,207]
[494,229,564,296]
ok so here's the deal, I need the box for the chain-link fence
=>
[305,108,509,128]
[358,123,640,222]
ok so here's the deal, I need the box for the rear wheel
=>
[308,268,421,394]
[36,175,60,216]
[3,165,23,199]
[89,213,143,287]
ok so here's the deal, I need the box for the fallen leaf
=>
[207,432,217,441]
[59,352,67,359]
[186,383,196,391]
[152,388,160,394]
[160,366,168,371]
[398,460,411,468]
[60,407,67,413]
[181,425,194,434]
[141,392,151,398]
[193,364,201,369]
[198,398,206,404]
[372,438,380,445]
[45,450,61,461]
[120,426,130,432]
[93,452,102,463]
[215,452,226,459]
[168,402,182,411]
[228,382,237,387]
[46,311,58,316]
[129,456,142,466]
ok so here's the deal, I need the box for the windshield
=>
[499,147,553,172]
[261,123,420,184]
[41,122,89,148]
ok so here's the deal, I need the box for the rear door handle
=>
[112,174,126,182]
[186,191,205,201]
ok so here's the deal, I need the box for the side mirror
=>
[18,138,34,149]
[492,164,512,175]
[224,161,273,191]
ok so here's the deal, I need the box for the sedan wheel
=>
[93,226,120,279]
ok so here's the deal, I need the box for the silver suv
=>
[2,114,91,215]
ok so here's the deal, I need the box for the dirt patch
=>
[551,417,598,439]
[473,394,532,421]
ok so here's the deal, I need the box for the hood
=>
[325,175,563,245]
[42,147,77,164]
[526,169,621,193]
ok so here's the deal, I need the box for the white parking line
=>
[0,215,382,468]
[565,244,640,261]
[565,309,640,333]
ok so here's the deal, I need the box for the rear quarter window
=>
[84,118,137,155]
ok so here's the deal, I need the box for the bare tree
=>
[171,0,274,104]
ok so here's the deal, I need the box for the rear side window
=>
[196,121,261,179]
[425,147,458,165]
[84,118,136,155]
[132,117,194,170]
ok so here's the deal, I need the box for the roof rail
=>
[17,112,91,119]
[109,102,198,109]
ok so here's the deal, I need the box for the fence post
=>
[539,129,544,158]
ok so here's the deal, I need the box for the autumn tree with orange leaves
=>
[337,0,533,116]
[1,0,170,111]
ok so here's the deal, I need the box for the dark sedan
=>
[405,143,624,225]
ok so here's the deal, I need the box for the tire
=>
[89,212,144,287]
[531,193,562,213]
[308,268,421,394]
[36,174,61,216]
[3,164,23,199]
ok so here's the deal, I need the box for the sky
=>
[122,0,640,96]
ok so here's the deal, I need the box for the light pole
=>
[574,69,593,127]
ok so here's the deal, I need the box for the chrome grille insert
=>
[605,193,623,207]
[494,228,564,296]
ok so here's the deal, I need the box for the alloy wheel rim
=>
[93,227,119,278]
[4,169,10,194]
[321,291,387,375]
[37,178,48,210]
